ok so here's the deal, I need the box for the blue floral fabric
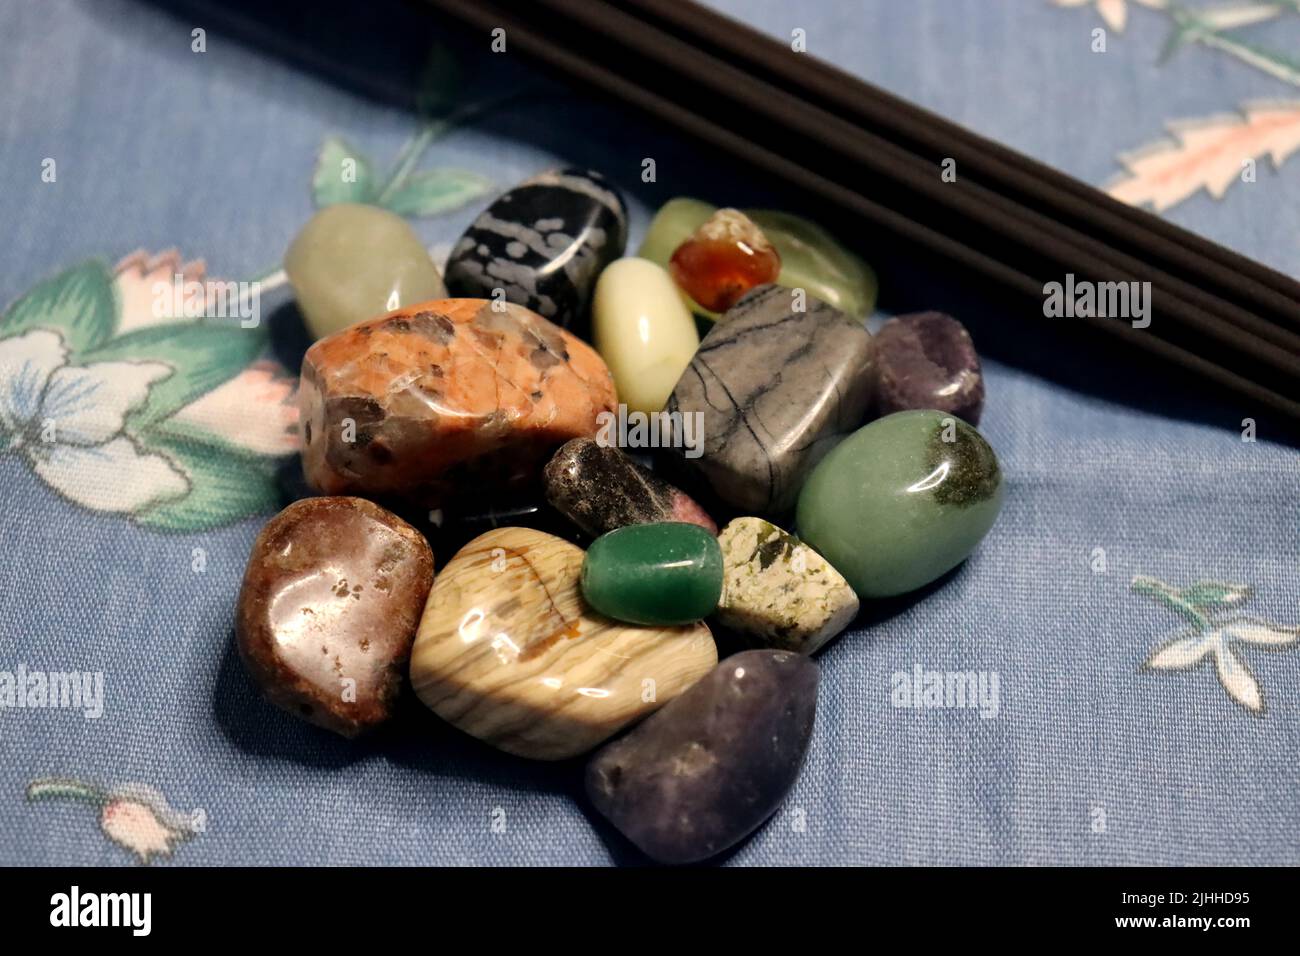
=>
[1,0,1297,866]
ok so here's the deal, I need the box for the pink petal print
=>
[113,249,210,334]
[1051,0,1166,33]
[1097,0,1127,31]
[1107,101,1300,212]
[100,799,182,864]
[170,359,300,455]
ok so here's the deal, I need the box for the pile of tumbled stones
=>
[236,168,1002,865]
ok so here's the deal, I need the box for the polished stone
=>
[586,649,818,864]
[638,197,877,318]
[668,208,781,313]
[285,203,447,340]
[715,517,858,655]
[443,167,627,333]
[874,311,984,424]
[592,257,699,414]
[796,410,1003,597]
[666,283,874,513]
[409,527,716,760]
[299,298,616,507]
[543,437,716,538]
[235,497,435,737]
[581,522,723,626]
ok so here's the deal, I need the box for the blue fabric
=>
[1,0,1297,866]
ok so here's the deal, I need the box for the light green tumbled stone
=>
[637,197,717,266]
[795,410,1003,598]
[285,203,448,340]
[748,210,878,319]
[637,197,878,319]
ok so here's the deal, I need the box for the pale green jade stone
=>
[795,410,1004,598]
[637,197,716,265]
[285,203,448,340]
[637,197,878,319]
[749,209,878,319]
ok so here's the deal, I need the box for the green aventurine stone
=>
[795,410,1003,598]
[581,522,724,626]
[637,197,878,319]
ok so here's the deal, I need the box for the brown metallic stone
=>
[235,496,434,737]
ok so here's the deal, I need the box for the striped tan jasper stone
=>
[715,517,859,655]
[410,527,717,760]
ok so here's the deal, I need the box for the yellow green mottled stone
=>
[716,518,858,655]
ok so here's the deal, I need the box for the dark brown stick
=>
[526,0,1300,379]
[421,0,1300,422]
[622,0,1300,328]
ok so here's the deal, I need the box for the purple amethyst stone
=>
[873,311,984,424]
[585,649,818,864]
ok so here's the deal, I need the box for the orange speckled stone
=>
[299,299,617,505]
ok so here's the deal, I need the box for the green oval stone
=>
[795,410,1003,598]
[581,522,724,626]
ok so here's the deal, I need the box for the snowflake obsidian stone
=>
[443,168,628,334]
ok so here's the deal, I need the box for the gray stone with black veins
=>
[443,167,628,334]
[665,283,875,514]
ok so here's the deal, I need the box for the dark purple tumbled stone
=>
[585,649,818,864]
[873,311,984,424]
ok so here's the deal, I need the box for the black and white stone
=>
[665,284,874,514]
[443,168,628,334]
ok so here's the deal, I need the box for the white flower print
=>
[1136,576,1299,714]
[0,328,189,513]
[1053,0,1167,33]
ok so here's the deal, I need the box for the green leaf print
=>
[1178,581,1254,611]
[1,261,117,354]
[312,136,379,207]
[134,429,280,532]
[77,321,269,429]
[382,168,494,217]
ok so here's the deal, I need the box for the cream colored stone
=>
[409,527,717,760]
[592,257,700,414]
[716,517,859,655]
[285,203,447,340]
